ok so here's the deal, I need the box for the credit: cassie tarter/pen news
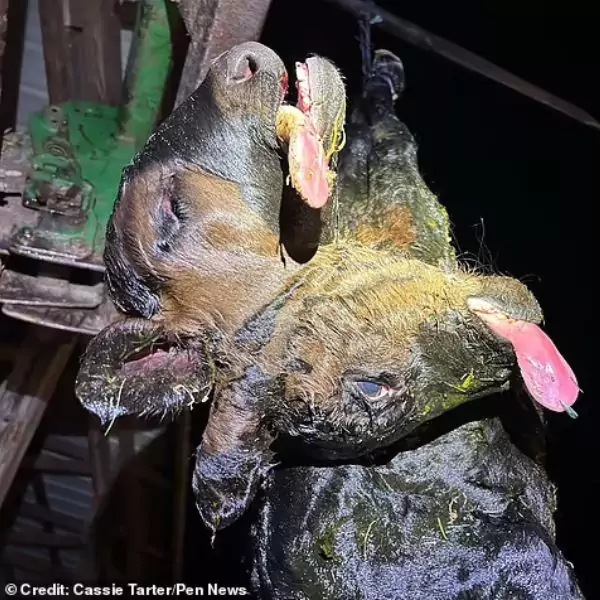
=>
[5,582,251,596]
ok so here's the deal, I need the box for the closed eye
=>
[156,174,184,253]
[355,380,390,400]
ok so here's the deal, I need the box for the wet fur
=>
[247,55,583,598]
[251,410,580,600]
[75,44,583,598]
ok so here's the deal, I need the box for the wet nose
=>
[226,42,285,84]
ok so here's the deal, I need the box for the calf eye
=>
[156,174,184,253]
[355,381,390,400]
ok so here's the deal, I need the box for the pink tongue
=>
[288,126,330,209]
[477,313,579,413]
[287,61,331,209]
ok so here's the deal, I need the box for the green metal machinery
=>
[0,0,173,335]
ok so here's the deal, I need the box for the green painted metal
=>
[20,0,173,264]
[119,0,174,147]
[24,102,135,254]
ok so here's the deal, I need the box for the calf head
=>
[104,42,289,325]
[75,44,579,534]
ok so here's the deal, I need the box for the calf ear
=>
[75,318,213,426]
[192,367,276,533]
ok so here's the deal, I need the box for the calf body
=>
[253,416,581,599]
[247,50,583,599]
[75,43,583,598]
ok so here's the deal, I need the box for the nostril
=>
[246,55,259,76]
[229,53,259,83]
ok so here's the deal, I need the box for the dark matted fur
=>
[75,44,583,599]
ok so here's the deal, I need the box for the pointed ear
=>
[192,367,276,532]
[75,318,213,425]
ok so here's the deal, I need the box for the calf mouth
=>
[467,297,579,416]
[75,319,212,424]
[276,56,346,209]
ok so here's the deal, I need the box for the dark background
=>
[260,0,599,596]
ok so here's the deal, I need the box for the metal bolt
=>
[19,227,34,242]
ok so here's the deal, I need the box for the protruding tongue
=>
[276,61,331,209]
[287,125,330,208]
[475,310,579,414]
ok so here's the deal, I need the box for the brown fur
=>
[202,385,261,455]
[180,170,281,258]
[228,242,531,409]
[350,206,417,250]
[113,167,165,284]
[112,153,539,407]
[113,164,295,335]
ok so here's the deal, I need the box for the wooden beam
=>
[324,0,600,131]
[172,412,191,580]
[39,0,122,105]
[69,0,123,105]
[0,326,76,509]
[87,417,113,508]
[38,0,72,104]
[20,501,84,533]
[138,466,170,489]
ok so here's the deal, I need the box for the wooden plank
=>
[38,0,71,104]
[0,326,76,509]
[39,0,122,105]
[0,0,6,161]
[69,0,122,105]
[324,0,600,131]
[0,0,28,134]
[6,530,84,548]
[86,413,175,579]
[84,419,125,581]
[20,501,84,533]
[2,549,72,580]
[31,473,62,568]
[22,453,90,475]
[117,425,144,580]
[0,0,8,100]
[45,435,89,461]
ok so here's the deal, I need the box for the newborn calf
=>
[75,43,583,598]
